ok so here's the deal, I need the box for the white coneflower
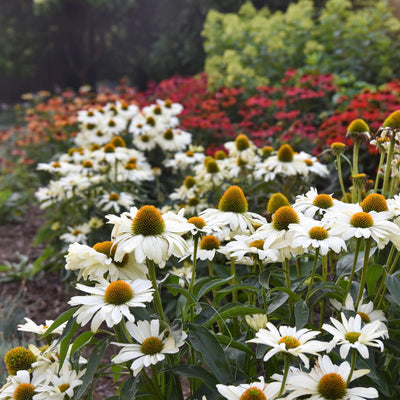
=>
[107,206,193,268]
[65,241,147,282]
[18,318,66,336]
[200,186,266,237]
[217,376,281,400]
[282,355,378,400]
[322,312,387,359]
[0,370,43,400]
[112,319,186,376]
[289,219,346,255]
[293,188,339,218]
[60,223,91,245]
[247,323,326,368]
[68,279,154,332]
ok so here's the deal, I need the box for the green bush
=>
[202,0,400,91]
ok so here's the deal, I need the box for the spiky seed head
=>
[249,240,264,250]
[4,347,36,375]
[382,110,400,130]
[215,150,227,160]
[318,373,347,400]
[330,142,346,156]
[261,146,274,156]
[141,337,163,355]
[104,143,116,153]
[267,193,290,214]
[235,134,250,151]
[163,129,174,140]
[218,186,248,213]
[184,176,196,189]
[200,235,220,250]
[111,136,126,148]
[277,144,294,162]
[350,212,373,228]
[132,206,166,236]
[188,217,206,229]
[206,159,219,173]
[278,335,300,349]
[309,226,329,240]
[109,192,120,201]
[272,206,299,231]
[104,280,133,305]
[13,383,36,400]
[313,194,334,209]
[360,193,388,213]
[239,387,267,400]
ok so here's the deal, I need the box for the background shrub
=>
[203,0,400,91]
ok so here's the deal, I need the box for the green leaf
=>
[386,273,400,306]
[202,303,264,327]
[336,248,376,276]
[111,364,124,384]
[196,275,233,299]
[187,324,233,384]
[267,291,288,314]
[58,317,79,369]
[119,376,138,399]
[294,300,309,329]
[215,334,255,356]
[259,267,281,289]
[70,331,94,358]
[168,365,218,389]
[366,264,384,296]
[164,284,197,306]
[41,307,78,338]
[267,287,301,301]
[74,339,109,398]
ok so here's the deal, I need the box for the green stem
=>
[231,258,237,302]
[278,354,291,398]
[284,258,293,322]
[352,139,360,176]
[142,369,164,400]
[259,260,267,310]
[336,155,347,201]
[319,255,328,329]
[382,137,396,198]
[119,318,133,343]
[377,250,400,309]
[355,239,372,309]
[374,151,386,193]
[189,236,199,294]
[208,260,214,277]
[306,249,319,302]
[343,238,361,306]
[346,350,357,386]
[374,245,395,305]
[147,259,167,322]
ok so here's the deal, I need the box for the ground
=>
[0,206,115,399]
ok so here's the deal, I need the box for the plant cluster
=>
[202,0,400,91]
[2,105,400,398]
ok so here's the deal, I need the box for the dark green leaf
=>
[168,365,218,389]
[386,273,400,306]
[119,376,138,399]
[74,339,109,398]
[203,304,264,327]
[70,331,94,358]
[294,300,309,329]
[216,334,254,356]
[41,307,78,338]
[366,264,384,296]
[196,275,233,299]
[58,317,79,369]
[187,324,233,384]
[267,291,288,314]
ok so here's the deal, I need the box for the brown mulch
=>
[0,205,115,399]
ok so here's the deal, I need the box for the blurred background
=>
[4,0,396,102]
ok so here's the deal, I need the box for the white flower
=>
[324,206,399,249]
[289,218,346,255]
[18,318,66,336]
[68,279,154,332]
[112,319,186,376]
[60,223,91,245]
[322,312,387,359]
[247,323,327,368]
[245,314,269,332]
[283,355,378,400]
[97,191,135,214]
[217,376,281,400]
[220,234,279,263]
[0,370,44,400]
[200,186,266,237]
[293,188,339,218]
[107,206,192,268]
[65,242,148,282]
[33,364,84,400]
